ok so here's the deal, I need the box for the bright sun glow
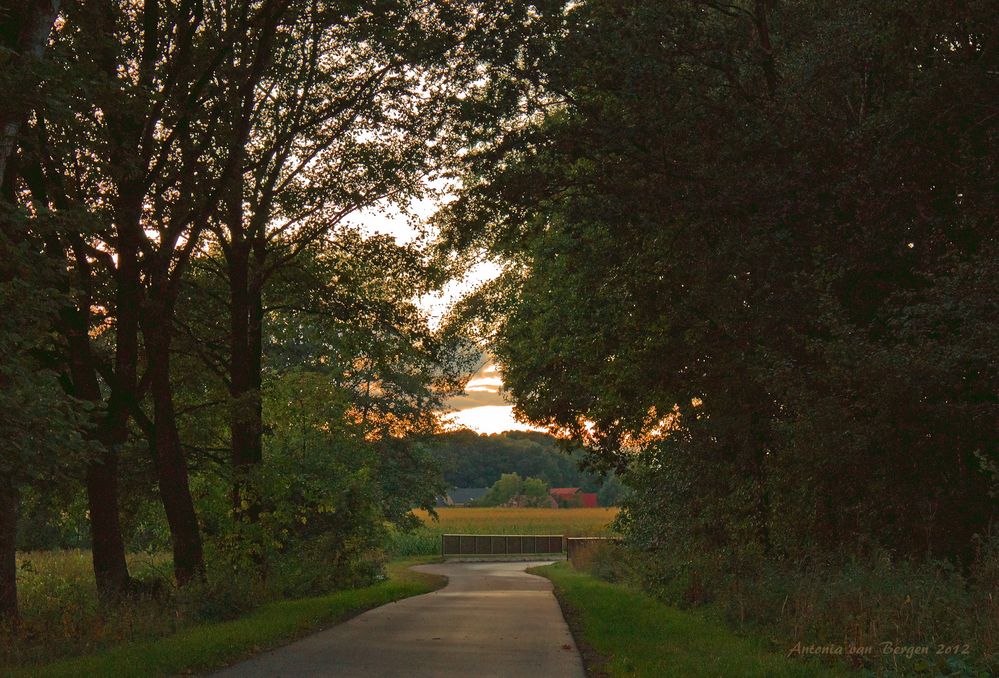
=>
[444,405,544,435]
[357,197,538,435]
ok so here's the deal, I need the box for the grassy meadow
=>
[2,554,443,676]
[5,550,172,667]
[387,507,620,556]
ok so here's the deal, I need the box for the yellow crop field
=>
[412,507,619,535]
[388,507,619,556]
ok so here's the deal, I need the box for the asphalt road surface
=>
[212,560,586,677]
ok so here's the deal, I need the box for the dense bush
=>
[199,453,386,600]
[616,529,998,676]
[474,472,551,507]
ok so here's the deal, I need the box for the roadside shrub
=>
[583,542,637,585]
[622,524,999,675]
[617,431,998,675]
[197,437,388,598]
[1,432,412,670]
[1,551,173,667]
[385,526,440,557]
[474,473,551,507]
[175,571,260,623]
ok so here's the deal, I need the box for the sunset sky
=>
[353,198,541,436]
[441,360,544,435]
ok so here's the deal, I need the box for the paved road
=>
[213,560,586,677]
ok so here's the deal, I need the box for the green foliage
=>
[617,540,998,676]
[532,562,851,677]
[15,488,91,551]
[198,447,385,601]
[427,429,608,490]
[595,474,628,508]
[187,365,448,599]
[0,231,93,487]
[4,555,443,675]
[3,0,482,639]
[442,0,998,561]
[440,0,998,671]
[475,472,550,507]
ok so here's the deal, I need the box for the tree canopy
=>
[1,2,995,670]
[0,0,533,623]
[475,472,550,508]
[439,0,998,572]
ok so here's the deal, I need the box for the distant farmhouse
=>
[549,487,599,508]
[436,487,488,507]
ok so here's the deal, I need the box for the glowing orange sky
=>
[443,361,545,435]
[355,197,542,435]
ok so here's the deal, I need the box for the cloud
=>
[442,357,543,433]
[445,357,507,410]
[446,390,506,409]
[465,376,504,392]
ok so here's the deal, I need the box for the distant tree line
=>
[426,430,627,505]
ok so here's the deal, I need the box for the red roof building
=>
[549,487,599,508]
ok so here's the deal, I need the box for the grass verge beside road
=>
[14,558,444,678]
[530,562,853,678]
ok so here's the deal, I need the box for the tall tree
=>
[440,0,998,566]
[31,0,301,584]
[0,1,60,185]
[193,1,521,509]
[0,172,92,625]
[0,0,77,622]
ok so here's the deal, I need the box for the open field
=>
[387,507,619,556]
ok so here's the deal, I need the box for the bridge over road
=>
[213,560,586,677]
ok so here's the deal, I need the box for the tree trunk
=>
[0,0,60,185]
[80,372,134,602]
[19,151,138,601]
[227,183,264,514]
[145,308,205,585]
[0,476,18,627]
[248,260,263,453]
[64,310,133,600]
[76,191,146,599]
[752,0,778,96]
[229,240,257,472]
[229,283,265,467]
[84,455,132,597]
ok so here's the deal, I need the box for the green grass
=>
[530,562,856,678]
[5,550,179,667]
[12,558,444,678]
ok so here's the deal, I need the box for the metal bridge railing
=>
[441,534,564,557]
